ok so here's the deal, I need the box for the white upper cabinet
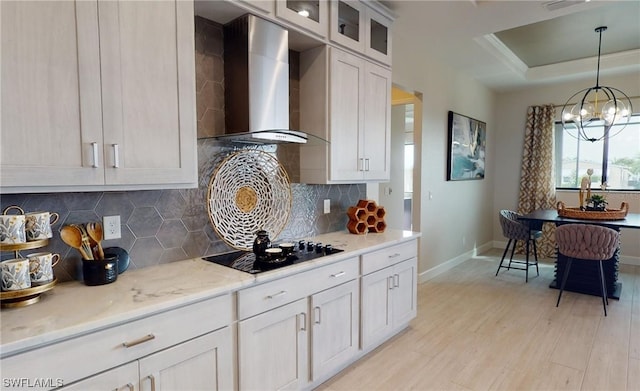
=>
[329,0,366,53]
[1,1,105,188]
[362,59,392,179]
[98,0,197,187]
[364,5,392,65]
[276,0,329,38]
[300,46,391,183]
[0,0,197,192]
[329,1,392,65]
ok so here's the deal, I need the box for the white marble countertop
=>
[0,229,420,358]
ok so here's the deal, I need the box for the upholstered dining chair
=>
[496,210,541,282]
[555,224,619,316]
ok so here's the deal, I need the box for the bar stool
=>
[555,224,619,316]
[495,210,541,282]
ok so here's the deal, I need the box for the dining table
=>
[518,209,640,300]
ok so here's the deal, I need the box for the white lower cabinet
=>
[361,242,418,350]
[60,329,233,391]
[310,279,360,383]
[238,280,360,390]
[238,298,309,391]
[1,295,232,391]
[57,362,138,391]
[236,240,418,390]
[237,257,360,390]
[361,258,417,349]
[391,259,418,327]
[0,238,419,391]
[138,328,233,391]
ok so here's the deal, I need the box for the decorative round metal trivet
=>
[207,150,292,250]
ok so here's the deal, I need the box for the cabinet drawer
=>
[237,257,359,320]
[361,240,417,275]
[1,295,231,389]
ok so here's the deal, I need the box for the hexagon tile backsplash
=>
[0,140,365,283]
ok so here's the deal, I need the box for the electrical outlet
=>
[103,215,121,240]
[323,199,331,214]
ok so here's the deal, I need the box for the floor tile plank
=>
[316,250,638,391]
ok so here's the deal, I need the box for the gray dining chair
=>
[496,210,541,282]
[555,224,619,316]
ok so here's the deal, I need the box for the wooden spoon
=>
[60,225,92,260]
[87,222,105,260]
[71,224,95,260]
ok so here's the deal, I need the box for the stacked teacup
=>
[1,206,60,291]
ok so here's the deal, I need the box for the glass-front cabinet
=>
[330,0,366,53]
[365,6,392,65]
[330,1,392,65]
[276,0,328,38]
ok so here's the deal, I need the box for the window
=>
[555,115,640,190]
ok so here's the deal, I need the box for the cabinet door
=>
[364,6,392,65]
[392,258,417,327]
[329,48,364,181]
[362,61,391,181]
[361,267,393,350]
[310,279,359,382]
[238,299,309,390]
[329,0,365,53]
[276,0,328,38]
[59,361,138,391]
[0,1,104,188]
[138,328,233,391]
[98,0,196,186]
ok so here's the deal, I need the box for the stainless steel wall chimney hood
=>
[217,14,309,144]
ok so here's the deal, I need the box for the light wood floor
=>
[317,249,640,391]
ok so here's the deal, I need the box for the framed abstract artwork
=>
[447,111,486,181]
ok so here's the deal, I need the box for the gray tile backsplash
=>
[0,140,364,282]
[0,16,365,282]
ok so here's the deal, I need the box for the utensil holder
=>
[82,256,118,286]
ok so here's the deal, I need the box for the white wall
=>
[493,73,640,264]
[393,30,640,274]
[392,30,497,279]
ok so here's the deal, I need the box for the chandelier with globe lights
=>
[561,26,633,142]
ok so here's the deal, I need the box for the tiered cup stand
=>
[0,239,57,308]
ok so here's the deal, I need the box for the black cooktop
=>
[203,244,344,274]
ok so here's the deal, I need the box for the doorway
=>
[378,86,422,232]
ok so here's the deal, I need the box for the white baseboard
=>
[620,255,640,266]
[419,242,640,283]
[418,242,493,283]
[493,240,508,249]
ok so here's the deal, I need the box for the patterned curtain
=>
[517,105,556,258]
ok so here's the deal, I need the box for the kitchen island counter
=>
[0,229,420,358]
